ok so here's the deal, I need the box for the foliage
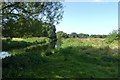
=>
[105,30,118,43]
[2,2,64,25]
[2,2,64,38]
[56,31,68,39]
[2,38,118,78]
[78,33,89,38]
[42,23,57,40]
[56,31,108,39]
[90,34,107,38]
[69,32,78,38]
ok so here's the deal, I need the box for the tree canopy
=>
[2,2,64,38]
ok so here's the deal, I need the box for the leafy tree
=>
[45,23,57,41]
[106,30,118,43]
[100,35,108,38]
[78,33,89,38]
[84,34,89,38]
[90,34,106,38]
[69,32,78,38]
[31,20,43,37]
[56,31,68,39]
[2,2,64,38]
[78,33,84,38]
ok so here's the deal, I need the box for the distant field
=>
[2,38,119,78]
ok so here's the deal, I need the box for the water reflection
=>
[0,51,11,59]
[24,41,56,55]
[55,45,57,48]
[1,39,63,58]
[25,39,63,56]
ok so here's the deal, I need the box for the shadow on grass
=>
[2,39,47,51]
[2,44,119,78]
[60,46,119,63]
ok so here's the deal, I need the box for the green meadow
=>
[2,2,119,79]
[2,37,119,78]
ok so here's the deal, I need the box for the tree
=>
[78,33,89,38]
[106,29,118,43]
[56,31,68,39]
[78,33,84,38]
[2,2,64,38]
[45,23,57,41]
[31,20,43,37]
[70,32,78,38]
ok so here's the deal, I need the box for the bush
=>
[105,30,118,43]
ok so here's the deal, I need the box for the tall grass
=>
[2,38,119,78]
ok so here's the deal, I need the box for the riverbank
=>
[2,37,118,78]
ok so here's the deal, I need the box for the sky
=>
[56,2,118,35]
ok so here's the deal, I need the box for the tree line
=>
[56,31,108,39]
[56,30,119,43]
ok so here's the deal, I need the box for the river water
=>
[0,51,11,59]
[1,39,63,59]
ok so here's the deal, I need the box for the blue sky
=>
[56,2,118,35]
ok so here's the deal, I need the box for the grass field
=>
[2,37,119,78]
